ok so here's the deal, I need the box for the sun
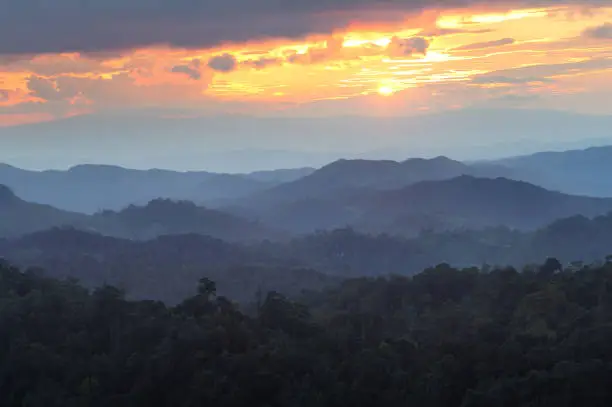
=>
[378,85,394,96]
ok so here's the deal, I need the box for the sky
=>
[0,0,611,128]
[0,1,612,172]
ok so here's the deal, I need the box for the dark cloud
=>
[583,23,612,39]
[387,37,429,57]
[0,89,8,101]
[27,76,80,101]
[171,65,201,80]
[0,0,607,55]
[208,54,238,72]
[171,59,202,80]
[6,54,110,76]
[27,76,63,100]
[454,37,515,51]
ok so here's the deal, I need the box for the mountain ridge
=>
[228,175,612,235]
[0,186,279,242]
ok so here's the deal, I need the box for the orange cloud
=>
[1,3,612,126]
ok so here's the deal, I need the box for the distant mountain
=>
[88,199,280,242]
[227,157,512,225]
[0,163,275,213]
[360,176,612,233]
[229,176,612,235]
[0,186,278,241]
[489,145,612,197]
[0,184,86,237]
[249,156,507,203]
[244,167,316,183]
[288,156,471,192]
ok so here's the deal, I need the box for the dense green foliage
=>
[2,258,612,406]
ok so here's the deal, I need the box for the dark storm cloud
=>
[0,1,607,54]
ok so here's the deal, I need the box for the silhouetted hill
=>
[491,145,612,197]
[0,163,274,213]
[0,184,16,203]
[244,167,316,183]
[5,211,612,303]
[89,199,280,242]
[230,176,612,235]
[0,228,336,303]
[0,184,86,237]
[266,157,466,197]
[361,176,612,233]
[0,187,279,241]
[249,156,510,205]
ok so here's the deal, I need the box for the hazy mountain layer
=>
[0,186,277,242]
[227,175,612,235]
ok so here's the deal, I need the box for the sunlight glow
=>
[2,4,612,124]
[378,85,395,96]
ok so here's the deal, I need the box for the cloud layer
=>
[0,0,608,54]
[584,22,612,38]
[1,1,612,125]
[454,37,516,51]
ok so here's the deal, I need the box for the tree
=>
[539,257,563,277]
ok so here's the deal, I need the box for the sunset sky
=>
[0,1,611,128]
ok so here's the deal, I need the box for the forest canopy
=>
[2,258,612,406]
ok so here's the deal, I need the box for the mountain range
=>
[226,175,612,235]
[0,185,276,242]
[4,143,612,239]
[0,163,314,213]
[4,143,612,217]
[0,184,86,237]
[3,171,612,239]
[489,145,612,197]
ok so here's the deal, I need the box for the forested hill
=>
[2,259,612,406]
[6,172,612,239]
[227,175,612,235]
[88,199,280,242]
[3,211,612,304]
[0,188,279,242]
[0,184,86,237]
